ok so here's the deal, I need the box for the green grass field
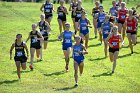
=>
[0,0,140,93]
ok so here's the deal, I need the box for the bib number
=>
[112,42,118,46]
[76,14,81,17]
[121,15,125,19]
[17,52,23,57]
[65,39,71,43]
[32,38,38,43]
[128,26,132,30]
[59,12,63,16]
[74,52,80,56]
[82,27,87,30]
[45,9,50,13]
[104,30,109,34]
[99,19,104,22]
[112,12,116,16]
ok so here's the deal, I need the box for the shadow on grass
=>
[89,57,106,61]
[89,38,96,40]
[55,86,77,91]
[137,35,140,37]
[12,70,30,74]
[121,45,129,48]
[133,51,140,54]
[48,39,58,42]
[118,53,131,58]
[43,70,65,77]
[0,80,19,85]
[28,59,44,63]
[88,43,101,48]
[136,41,140,44]
[93,72,113,77]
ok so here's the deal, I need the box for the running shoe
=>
[65,65,69,72]
[74,83,78,87]
[29,65,33,71]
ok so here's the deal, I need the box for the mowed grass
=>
[0,1,140,93]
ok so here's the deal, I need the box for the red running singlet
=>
[126,17,137,32]
[109,34,120,49]
[118,9,127,22]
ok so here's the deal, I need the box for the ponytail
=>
[15,39,17,43]
[80,38,83,44]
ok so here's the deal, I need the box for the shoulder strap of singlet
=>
[30,31,32,35]
[85,18,88,23]
[36,30,38,35]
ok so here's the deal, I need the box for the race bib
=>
[65,39,71,43]
[17,51,23,57]
[32,38,37,43]
[45,9,50,13]
[82,27,87,30]
[99,18,104,22]
[112,42,118,46]
[58,12,63,16]
[112,12,116,16]
[121,15,125,19]
[104,30,109,34]
[74,52,80,56]
[128,26,132,30]
[76,14,81,17]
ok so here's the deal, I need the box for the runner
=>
[117,2,128,40]
[106,26,124,73]
[78,11,92,49]
[37,14,51,60]
[40,0,55,25]
[95,6,106,44]
[92,1,100,38]
[101,15,113,57]
[74,0,84,35]
[69,0,78,35]
[58,23,75,72]
[57,0,68,35]
[10,34,29,79]
[125,10,137,54]
[73,36,88,87]
[26,24,44,70]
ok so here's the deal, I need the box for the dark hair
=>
[15,34,22,42]
[75,36,83,44]
[45,0,48,4]
[80,38,83,44]
[16,34,22,37]
[99,6,103,9]
[81,10,86,15]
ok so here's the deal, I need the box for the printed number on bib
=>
[77,14,81,17]
[82,27,87,30]
[112,12,116,16]
[112,42,118,46]
[128,26,132,30]
[121,15,125,19]
[99,18,104,22]
[17,52,23,57]
[65,39,71,43]
[104,30,109,34]
[32,38,38,43]
[74,52,80,56]
[45,9,50,13]
[59,12,63,16]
